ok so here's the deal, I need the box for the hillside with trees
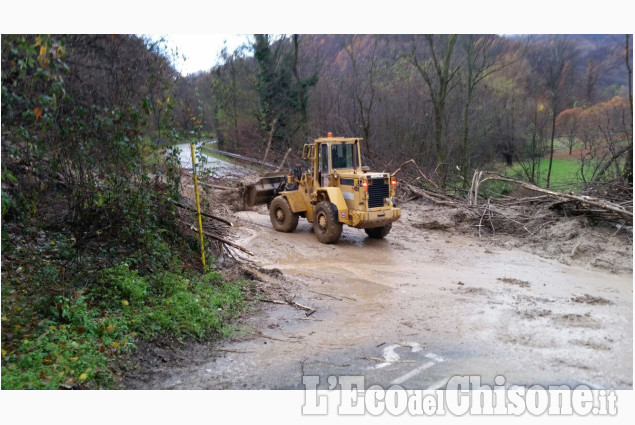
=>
[195,34,633,190]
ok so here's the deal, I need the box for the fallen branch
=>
[488,205,531,235]
[404,183,460,207]
[392,159,438,188]
[199,182,233,191]
[185,222,253,256]
[360,356,387,363]
[478,199,491,238]
[308,290,343,301]
[172,201,234,227]
[255,330,299,343]
[260,298,316,316]
[259,299,288,305]
[294,301,316,316]
[469,171,633,221]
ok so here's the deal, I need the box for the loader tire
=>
[365,223,392,239]
[269,196,299,233]
[313,201,343,244]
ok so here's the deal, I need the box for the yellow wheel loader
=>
[247,134,401,244]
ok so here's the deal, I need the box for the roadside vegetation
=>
[1,35,246,389]
[1,263,245,389]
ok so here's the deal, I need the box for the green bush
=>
[1,324,113,390]
[100,263,150,305]
[2,265,246,389]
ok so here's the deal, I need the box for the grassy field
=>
[477,156,585,199]
[505,157,582,190]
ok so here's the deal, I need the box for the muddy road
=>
[128,202,633,390]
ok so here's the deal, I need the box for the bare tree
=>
[292,35,309,141]
[624,34,633,181]
[458,35,525,186]
[580,96,631,183]
[530,35,577,188]
[407,35,459,185]
[344,35,385,153]
[556,107,583,155]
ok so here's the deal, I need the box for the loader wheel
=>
[269,196,299,233]
[365,223,392,239]
[313,201,343,244]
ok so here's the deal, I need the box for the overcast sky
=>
[0,4,632,83]
[151,34,251,75]
[3,1,632,77]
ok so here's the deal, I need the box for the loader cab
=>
[331,141,359,170]
[318,142,330,187]
[307,136,362,188]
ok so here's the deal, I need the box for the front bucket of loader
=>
[246,172,287,207]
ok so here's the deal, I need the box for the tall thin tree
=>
[408,34,459,185]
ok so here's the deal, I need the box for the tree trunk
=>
[461,82,473,187]
[624,35,633,182]
[504,152,513,166]
[546,107,557,188]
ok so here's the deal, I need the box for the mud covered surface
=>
[125,199,633,390]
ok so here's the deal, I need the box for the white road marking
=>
[402,342,423,352]
[578,380,604,390]
[426,378,449,390]
[424,352,444,362]
[389,353,445,386]
[373,344,402,369]
[390,361,436,385]
[371,342,425,369]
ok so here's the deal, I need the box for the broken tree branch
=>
[404,183,460,207]
[307,290,343,301]
[185,222,253,256]
[260,298,316,316]
[478,199,489,238]
[469,171,633,221]
[255,330,299,343]
[172,201,234,227]
[199,182,233,191]
[392,159,438,188]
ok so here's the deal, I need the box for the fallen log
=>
[404,183,461,207]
